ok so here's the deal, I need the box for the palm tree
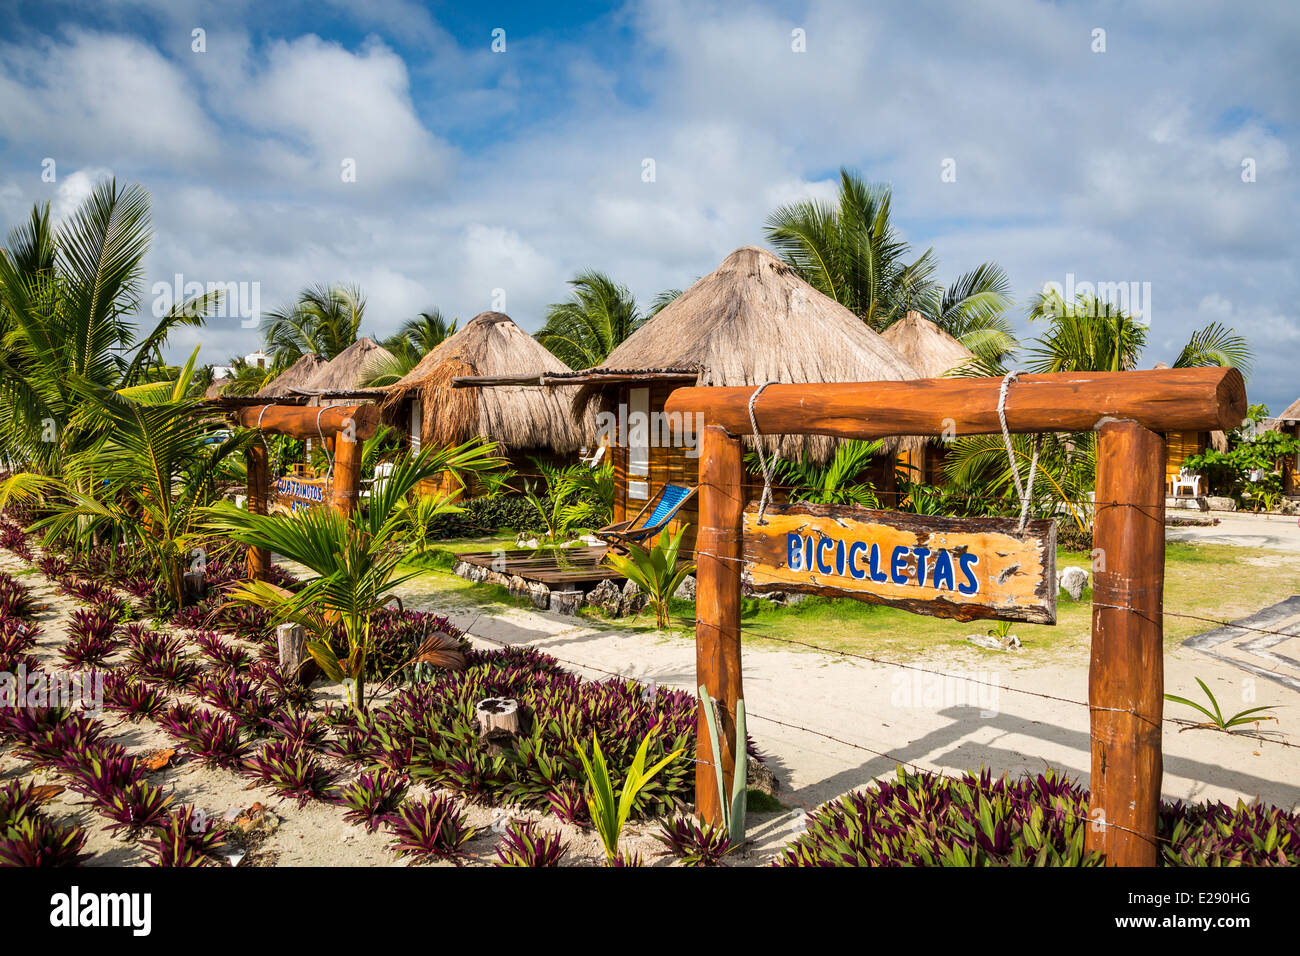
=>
[536,270,645,369]
[368,309,459,387]
[29,348,252,606]
[764,168,1015,360]
[0,180,214,477]
[944,292,1254,524]
[204,440,505,710]
[262,282,365,368]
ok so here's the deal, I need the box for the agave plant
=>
[204,442,499,711]
[601,527,695,629]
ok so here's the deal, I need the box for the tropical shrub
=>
[575,728,684,864]
[775,767,1300,867]
[335,771,409,832]
[602,527,695,629]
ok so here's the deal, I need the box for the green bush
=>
[423,495,556,538]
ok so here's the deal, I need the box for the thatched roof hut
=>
[256,353,327,399]
[572,245,922,461]
[294,338,393,397]
[1273,396,1300,425]
[382,312,588,454]
[881,310,975,378]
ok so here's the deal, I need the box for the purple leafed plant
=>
[97,781,174,835]
[195,672,278,728]
[0,816,92,867]
[494,820,568,867]
[59,747,144,803]
[264,709,328,750]
[60,577,113,605]
[545,780,590,827]
[0,572,39,618]
[35,555,69,580]
[251,661,315,709]
[102,673,170,721]
[244,739,335,807]
[191,631,252,672]
[127,637,200,688]
[0,617,40,656]
[160,705,249,768]
[145,806,227,867]
[655,817,732,866]
[0,778,56,826]
[386,795,476,862]
[60,608,120,667]
[14,714,107,767]
[335,771,409,832]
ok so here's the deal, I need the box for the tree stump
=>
[276,622,318,685]
[182,569,206,602]
[549,589,582,615]
[475,698,522,754]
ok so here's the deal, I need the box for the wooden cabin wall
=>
[1165,431,1209,491]
[1282,423,1299,496]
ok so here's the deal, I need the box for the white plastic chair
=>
[361,461,395,499]
[1171,468,1201,497]
[579,444,606,468]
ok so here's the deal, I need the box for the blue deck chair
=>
[597,482,697,551]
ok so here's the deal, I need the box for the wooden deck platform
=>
[455,546,624,588]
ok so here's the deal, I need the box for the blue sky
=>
[0,0,1296,409]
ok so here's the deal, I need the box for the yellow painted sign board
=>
[742,502,1057,624]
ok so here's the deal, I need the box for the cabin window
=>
[628,387,650,478]
[409,399,422,453]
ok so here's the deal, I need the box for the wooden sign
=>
[272,475,329,515]
[742,502,1057,624]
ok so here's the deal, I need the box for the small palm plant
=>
[574,730,683,865]
[749,439,884,507]
[1165,678,1278,732]
[204,440,503,710]
[601,527,695,629]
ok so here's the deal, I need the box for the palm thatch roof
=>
[1273,396,1300,424]
[881,310,975,378]
[382,312,589,454]
[575,245,923,461]
[294,338,393,396]
[256,353,327,399]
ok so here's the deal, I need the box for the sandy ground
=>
[0,552,749,868]
[1167,510,1300,552]
[399,540,1300,852]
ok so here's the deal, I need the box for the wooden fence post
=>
[331,425,362,518]
[695,424,745,825]
[245,442,271,581]
[1087,419,1166,866]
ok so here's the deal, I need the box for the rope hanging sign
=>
[740,380,1058,624]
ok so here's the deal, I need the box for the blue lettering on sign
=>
[780,532,981,596]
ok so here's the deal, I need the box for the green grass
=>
[396,540,1300,663]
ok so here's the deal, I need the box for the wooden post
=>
[1087,419,1166,866]
[245,443,271,581]
[331,426,362,518]
[695,425,745,825]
